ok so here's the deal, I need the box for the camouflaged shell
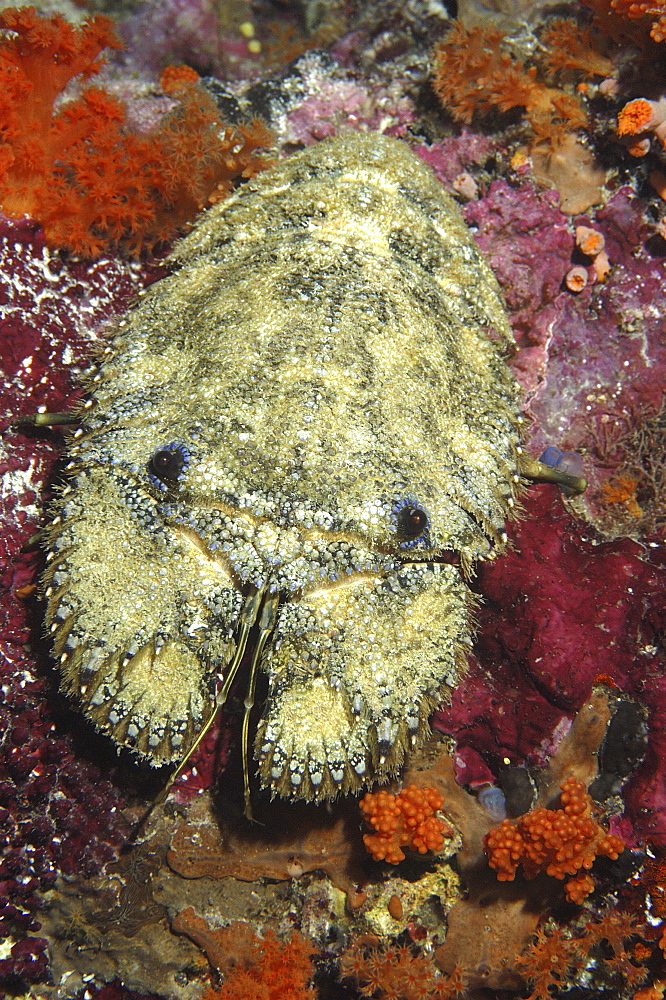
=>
[44,132,522,802]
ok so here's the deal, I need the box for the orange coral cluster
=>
[582,0,666,47]
[159,63,201,94]
[341,944,466,1000]
[565,225,610,291]
[432,19,611,147]
[173,908,316,1000]
[618,98,658,135]
[610,0,666,41]
[0,6,273,257]
[207,929,315,1000]
[484,777,624,902]
[360,785,452,864]
[601,474,643,516]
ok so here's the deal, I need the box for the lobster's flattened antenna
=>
[13,412,81,428]
[241,591,279,820]
[128,586,267,842]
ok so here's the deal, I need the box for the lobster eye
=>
[148,446,186,483]
[397,505,429,540]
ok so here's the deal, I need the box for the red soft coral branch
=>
[0,8,273,258]
[0,6,119,112]
[0,6,120,218]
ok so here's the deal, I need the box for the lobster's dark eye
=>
[149,447,186,482]
[397,505,429,539]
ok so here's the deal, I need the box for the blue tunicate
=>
[539,446,584,480]
[477,784,507,821]
[539,445,585,496]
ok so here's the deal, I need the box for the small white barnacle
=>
[44,132,584,810]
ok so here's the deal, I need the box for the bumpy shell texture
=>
[44,132,522,802]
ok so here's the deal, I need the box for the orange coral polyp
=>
[160,64,201,94]
[575,225,605,257]
[617,98,655,135]
[484,777,624,899]
[565,873,596,904]
[565,265,589,292]
[601,475,642,517]
[360,785,450,864]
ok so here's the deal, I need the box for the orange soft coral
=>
[516,908,651,998]
[539,19,614,78]
[208,929,315,1000]
[484,776,624,902]
[0,5,121,220]
[340,943,466,1000]
[431,20,605,148]
[173,908,316,1000]
[515,925,588,999]
[159,63,201,94]
[601,474,643,517]
[360,785,452,864]
[0,7,273,257]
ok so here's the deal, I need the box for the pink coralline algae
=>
[415,132,503,193]
[116,0,244,80]
[0,214,164,984]
[279,51,417,147]
[456,174,666,521]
